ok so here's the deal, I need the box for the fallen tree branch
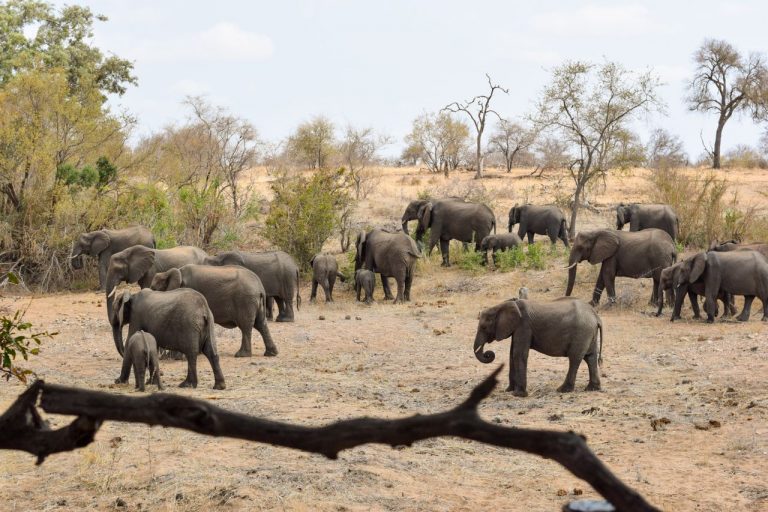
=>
[0,369,659,511]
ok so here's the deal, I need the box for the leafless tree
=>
[338,126,391,200]
[532,136,571,177]
[645,128,689,170]
[443,74,509,179]
[488,119,538,172]
[687,39,768,169]
[534,61,662,237]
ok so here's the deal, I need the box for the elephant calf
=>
[656,262,735,321]
[473,297,603,396]
[310,254,345,303]
[355,269,376,304]
[479,233,522,264]
[115,330,163,392]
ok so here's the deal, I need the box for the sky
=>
[60,0,768,159]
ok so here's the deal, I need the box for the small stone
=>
[56,499,67,506]
[573,488,584,495]
[650,417,671,431]
[493,417,502,424]
[557,489,567,496]
[709,419,721,428]
[548,413,563,421]
[355,316,361,320]
[115,498,126,507]
[345,315,351,320]
[175,493,184,501]
[318,315,325,320]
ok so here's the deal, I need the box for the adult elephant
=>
[204,251,300,322]
[508,204,569,247]
[709,240,768,260]
[401,197,465,236]
[70,226,155,290]
[565,229,677,306]
[150,264,277,358]
[656,261,735,321]
[673,251,768,322]
[111,288,225,389]
[415,199,496,266]
[616,203,679,241]
[355,228,420,303]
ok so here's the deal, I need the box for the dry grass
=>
[2,165,768,511]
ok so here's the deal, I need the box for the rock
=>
[345,315,351,320]
[318,315,326,320]
[355,316,361,320]
[548,413,563,421]
[573,488,584,496]
[115,498,126,507]
[650,417,671,431]
[557,489,568,496]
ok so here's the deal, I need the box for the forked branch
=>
[0,369,659,511]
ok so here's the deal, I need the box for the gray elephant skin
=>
[400,197,465,236]
[355,228,420,303]
[479,232,522,264]
[111,288,226,389]
[415,199,496,266]
[310,254,345,303]
[355,269,376,303]
[473,297,603,396]
[116,330,163,391]
[565,229,676,306]
[151,264,277,358]
[709,240,768,260]
[656,261,735,320]
[71,226,155,290]
[673,251,768,322]
[616,203,679,241]
[508,205,569,247]
[205,250,300,322]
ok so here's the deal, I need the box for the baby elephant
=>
[355,269,376,304]
[310,254,345,303]
[479,233,522,264]
[473,297,603,396]
[116,330,163,392]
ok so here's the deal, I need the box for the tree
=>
[534,61,662,237]
[488,119,538,172]
[645,128,688,170]
[403,112,469,176]
[687,39,768,169]
[443,74,508,179]
[338,126,390,200]
[0,0,136,98]
[286,116,336,169]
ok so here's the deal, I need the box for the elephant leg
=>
[265,297,274,321]
[509,340,529,397]
[404,269,413,302]
[527,232,534,244]
[135,358,146,392]
[356,283,361,302]
[665,287,675,308]
[557,355,581,393]
[439,239,450,267]
[601,263,617,304]
[590,266,607,306]
[584,350,601,391]
[328,276,336,302]
[310,280,318,302]
[762,297,768,322]
[235,326,253,358]
[689,291,701,319]
[392,270,407,304]
[115,355,132,384]
[180,355,198,388]
[255,311,278,357]
[276,297,295,322]
[150,355,163,390]
[670,285,687,321]
[737,296,755,322]
[201,343,226,390]
[381,275,394,300]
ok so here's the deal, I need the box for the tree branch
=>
[0,371,658,511]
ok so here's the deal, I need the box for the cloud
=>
[531,4,661,37]
[130,22,273,63]
[171,79,210,96]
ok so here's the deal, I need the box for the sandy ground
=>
[1,167,767,511]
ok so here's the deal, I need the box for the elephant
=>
[479,232,522,264]
[70,226,155,290]
[205,251,300,322]
[508,205,569,247]
[111,288,226,389]
[355,269,375,303]
[415,198,496,266]
[310,254,345,303]
[150,264,277,358]
[672,251,768,322]
[565,229,677,307]
[473,297,603,396]
[709,240,768,260]
[115,330,163,391]
[401,197,465,237]
[655,261,735,320]
[616,203,679,241]
[355,228,420,303]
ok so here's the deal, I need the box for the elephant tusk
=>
[564,262,579,269]
[107,287,117,298]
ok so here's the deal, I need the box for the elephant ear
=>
[127,246,156,283]
[309,254,317,267]
[113,291,132,328]
[418,202,433,229]
[494,300,523,341]
[589,231,620,264]
[89,231,110,256]
[222,251,245,266]
[689,253,707,283]
[166,268,183,290]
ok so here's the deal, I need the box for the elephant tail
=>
[201,307,215,354]
[597,318,604,366]
[492,218,497,234]
[559,218,568,239]
[295,268,301,311]
[336,271,346,283]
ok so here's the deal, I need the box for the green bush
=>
[451,242,485,271]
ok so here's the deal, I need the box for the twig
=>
[0,370,659,511]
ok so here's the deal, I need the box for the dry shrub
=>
[647,168,767,247]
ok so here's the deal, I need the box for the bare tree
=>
[534,61,662,237]
[645,128,688,170]
[488,119,538,172]
[403,112,469,176]
[532,136,570,177]
[443,74,509,179]
[687,39,768,169]
[338,126,391,200]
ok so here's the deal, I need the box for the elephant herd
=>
[71,196,766,396]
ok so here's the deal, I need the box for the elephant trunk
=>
[112,323,125,357]
[473,332,495,363]
[655,281,666,317]
[565,252,580,296]
[401,219,409,235]
[70,253,83,270]
[106,275,122,355]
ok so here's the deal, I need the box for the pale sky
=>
[64,0,768,159]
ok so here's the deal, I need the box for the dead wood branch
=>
[0,369,659,511]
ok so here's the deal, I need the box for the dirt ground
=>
[1,167,767,511]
